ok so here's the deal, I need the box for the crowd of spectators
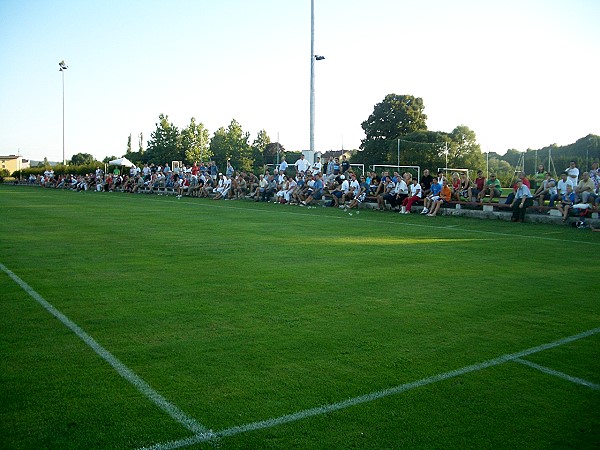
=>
[28,157,600,222]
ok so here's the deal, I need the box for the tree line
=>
[14,94,599,185]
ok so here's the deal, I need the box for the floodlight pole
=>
[310,0,315,153]
[59,60,68,165]
[309,1,325,154]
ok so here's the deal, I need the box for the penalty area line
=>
[140,326,600,450]
[0,262,214,439]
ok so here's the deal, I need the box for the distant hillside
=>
[489,134,600,175]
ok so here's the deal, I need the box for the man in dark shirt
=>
[420,169,434,196]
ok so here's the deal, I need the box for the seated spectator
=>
[421,177,442,215]
[459,172,472,201]
[533,172,558,207]
[450,172,461,201]
[420,169,434,197]
[302,173,324,206]
[400,178,422,214]
[427,178,452,217]
[575,171,596,204]
[510,178,534,222]
[471,170,485,201]
[477,173,502,203]
[254,174,268,201]
[505,172,530,204]
[555,184,576,222]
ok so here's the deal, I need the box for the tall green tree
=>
[138,132,144,154]
[209,119,253,172]
[70,152,96,165]
[126,134,132,154]
[360,94,428,166]
[180,117,211,164]
[446,125,485,170]
[251,129,271,172]
[145,114,183,164]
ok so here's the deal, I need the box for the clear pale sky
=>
[0,0,598,163]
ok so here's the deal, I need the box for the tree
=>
[251,129,271,172]
[145,114,183,164]
[70,152,96,165]
[360,94,428,166]
[446,125,485,170]
[180,117,211,164]
[138,132,144,154]
[209,119,253,172]
[127,134,132,154]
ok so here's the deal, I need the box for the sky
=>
[0,0,599,163]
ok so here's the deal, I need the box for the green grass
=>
[1,185,599,449]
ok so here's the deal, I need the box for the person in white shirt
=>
[294,154,310,174]
[400,179,422,214]
[311,156,322,174]
[565,160,579,186]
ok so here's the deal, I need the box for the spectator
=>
[505,172,530,204]
[295,154,310,174]
[575,171,595,204]
[341,155,350,174]
[302,173,324,206]
[420,169,434,197]
[421,177,442,215]
[311,156,322,174]
[510,179,534,222]
[556,172,574,202]
[427,178,452,217]
[533,172,558,207]
[278,156,288,175]
[565,160,579,185]
[254,174,268,202]
[477,173,502,203]
[471,170,486,201]
[400,178,422,214]
[555,184,576,222]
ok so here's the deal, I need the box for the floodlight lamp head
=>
[314,55,325,61]
[59,60,68,71]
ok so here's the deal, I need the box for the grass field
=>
[1,184,599,449]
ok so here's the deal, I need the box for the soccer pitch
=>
[1,185,599,449]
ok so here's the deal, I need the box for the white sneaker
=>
[421,208,428,214]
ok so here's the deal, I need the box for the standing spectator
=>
[278,156,288,175]
[294,154,310,174]
[311,156,322,174]
[340,155,350,174]
[210,161,218,181]
[510,179,534,222]
[225,160,235,178]
[565,160,579,186]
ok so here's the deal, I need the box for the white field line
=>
[0,262,214,438]
[514,358,600,390]
[140,326,600,450]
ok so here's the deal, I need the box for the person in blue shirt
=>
[555,184,576,222]
[421,177,442,214]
